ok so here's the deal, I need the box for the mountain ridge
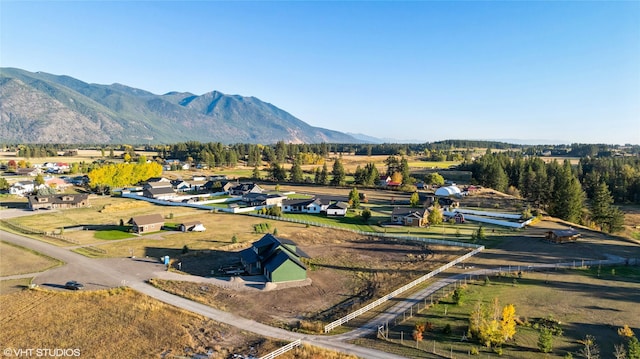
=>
[0,67,360,144]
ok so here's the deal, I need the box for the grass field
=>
[0,278,32,295]
[368,266,640,358]
[0,241,62,276]
[0,286,360,359]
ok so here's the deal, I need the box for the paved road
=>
[0,229,406,359]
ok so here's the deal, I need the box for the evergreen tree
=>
[361,208,372,222]
[384,155,399,176]
[252,166,261,180]
[364,163,379,186]
[538,328,554,353]
[400,156,411,185]
[548,161,584,223]
[628,336,640,359]
[348,187,360,208]
[590,182,625,233]
[320,163,329,185]
[330,158,346,186]
[269,162,287,182]
[354,165,365,185]
[289,158,304,183]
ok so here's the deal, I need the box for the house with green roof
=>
[240,234,309,283]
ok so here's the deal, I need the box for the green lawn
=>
[281,212,378,232]
[93,226,135,240]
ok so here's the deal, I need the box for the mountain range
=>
[0,68,360,144]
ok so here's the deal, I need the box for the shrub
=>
[443,323,452,335]
[470,347,480,356]
[452,287,466,305]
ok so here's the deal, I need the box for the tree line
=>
[461,150,632,232]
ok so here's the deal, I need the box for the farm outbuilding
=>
[178,221,206,232]
[128,214,165,234]
[545,229,581,244]
[435,185,462,197]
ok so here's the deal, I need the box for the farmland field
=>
[0,287,353,359]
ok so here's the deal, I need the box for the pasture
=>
[361,266,640,358]
[0,287,354,359]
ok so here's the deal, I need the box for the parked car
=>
[64,281,84,290]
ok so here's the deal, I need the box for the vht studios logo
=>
[3,348,81,357]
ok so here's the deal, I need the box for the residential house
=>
[186,180,208,192]
[42,162,69,174]
[326,201,349,216]
[142,187,177,200]
[229,182,263,196]
[242,192,287,207]
[144,180,172,189]
[391,207,429,227]
[239,234,309,283]
[173,180,191,192]
[44,176,71,190]
[178,221,206,232]
[15,167,40,177]
[203,180,234,193]
[9,181,37,196]
[27,194,89,211]
[128,214,165,233]
[281,198,325,214]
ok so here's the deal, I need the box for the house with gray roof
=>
[240,234,309,283]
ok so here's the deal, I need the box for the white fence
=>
[259,339,301,359]
[323,245,485,333]
[121,193,268,214]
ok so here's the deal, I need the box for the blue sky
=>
[1,1,639,145]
